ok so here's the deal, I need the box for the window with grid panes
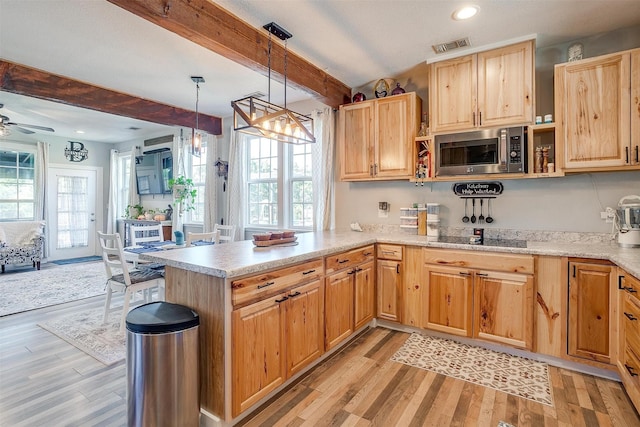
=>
[0,150,35,220]
[190,144,207,223]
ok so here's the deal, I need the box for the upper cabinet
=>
[338,92,421,181]
[430,40,534,134]
[555,48,640,171]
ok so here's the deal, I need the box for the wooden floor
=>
[1,286,639,427]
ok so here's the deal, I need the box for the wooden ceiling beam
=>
[106,0,352,108]
[0,60,222,135]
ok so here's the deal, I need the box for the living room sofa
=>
[0,221,46,273]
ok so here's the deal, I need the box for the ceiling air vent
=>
[432,37,471,54]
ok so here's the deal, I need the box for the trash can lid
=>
[126,302,199,334]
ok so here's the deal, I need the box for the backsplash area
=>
[358,223,616,244]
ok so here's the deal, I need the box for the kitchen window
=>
[246,137,314,230]
[0,149,36,220]
[189,144,207,223]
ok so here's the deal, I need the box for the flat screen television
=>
[136,150,173,195]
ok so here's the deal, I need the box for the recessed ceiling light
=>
[452,5,480,20]
[75,130,85,134]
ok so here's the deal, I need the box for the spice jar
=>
[542,147,550,173]
[535,147,543,173]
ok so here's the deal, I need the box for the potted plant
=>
[168,176,197,216]
[125,204,145,219]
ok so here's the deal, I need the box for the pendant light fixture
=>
[191,76,204,157]
[231,22,315,144]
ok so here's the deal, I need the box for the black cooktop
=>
[437,236,527,248]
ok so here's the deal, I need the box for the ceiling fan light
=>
[452,5,480,20]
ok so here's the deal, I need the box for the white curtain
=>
[34,141,49,257]
[203,134,218,233]
[312,107,336,231]
[128,147,140,210]
[171,132,186,238]
[106,149,118,234]
[226,128,246,241]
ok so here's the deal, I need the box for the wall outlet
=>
[602,207,616,223]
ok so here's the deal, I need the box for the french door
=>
[47,166,101,260]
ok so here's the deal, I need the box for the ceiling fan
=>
[0,103,55,135]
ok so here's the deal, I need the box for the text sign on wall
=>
[452,182,504,197]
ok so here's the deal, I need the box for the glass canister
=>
[418,113,429,136]
[535,147,543,173]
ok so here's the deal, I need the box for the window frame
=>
[0,144,37,221]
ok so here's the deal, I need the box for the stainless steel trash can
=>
[126,301,200,427]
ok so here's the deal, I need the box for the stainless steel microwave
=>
[434,126,527,176]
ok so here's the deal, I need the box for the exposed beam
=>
[0,60,222,135]
[106,0,352,108]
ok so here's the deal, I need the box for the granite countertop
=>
[141,231,640,280]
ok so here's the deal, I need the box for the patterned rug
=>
[0,261,107,316]
[51,256,103,265]
[38,308,125,365]
[391,333,553,406]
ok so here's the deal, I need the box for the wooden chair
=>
[186,230,220,246]
[129,223,164,246]
[214,224,236,243]
[98,232,165,333]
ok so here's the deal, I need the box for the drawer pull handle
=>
[625,364,638,377]
[624,312,638,321]
[257,281,275,289]
[382,250,396,255]
[459,272,471,276]
[355,267,362,272]
[338,259,349,264]
[626,287,638,294]
[288,291,301,298]
[476,273,488,277]
[347,270,355,275]
[363,251,373,256]
[302,269,316,275]
[275,296,289,303]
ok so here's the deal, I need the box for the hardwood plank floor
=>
[240,328,640,427]
[1,294,639,426]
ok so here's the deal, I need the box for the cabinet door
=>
[285,280,324,378]
[559,53,631,169]
[402,246,427,328]
[474,270,534,350]
[568,261,615,364]
[375,94,413,178]
[477,40,534,128]
[354,261,375,329]
[339,102,375,180]
[232,295,286,416]
[424,264,473,337]
[430,54,477,133]
[377,259,402,322]
[632,49,640,165]
[325,270,354,350]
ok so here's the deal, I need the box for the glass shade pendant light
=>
[191,76,204,157]
[231,22,315,144]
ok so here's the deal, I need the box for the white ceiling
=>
[1,0,639,143]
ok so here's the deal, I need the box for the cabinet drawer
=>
[422,248,534,274]
[622,272,640,296]
[624,295,640,352]
[377,244,403,261]
[232,259,324,306]
[622,345,640,385]
[325,245,375,274]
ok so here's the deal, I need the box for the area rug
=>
[38,308,125,365]
[51,256,103,265]
[391,333,553,406]
[0,261,107,316]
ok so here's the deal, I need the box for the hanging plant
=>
[168,176,197,216]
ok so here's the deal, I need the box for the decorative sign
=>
[452,181,503,197]
[65,141,88,162]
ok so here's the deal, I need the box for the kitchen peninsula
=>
[142,231,640,425]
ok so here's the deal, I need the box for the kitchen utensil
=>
[462,199,470,223]
[471,199,477,223]
[616,195,640,247]
[479,199,485,223]
[485,199,494,223]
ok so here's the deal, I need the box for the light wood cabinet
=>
[474,270,534,349]
[338,92,420,181]
[325,245,375,350]
[377,244,403,322]
[618,270,640,412]
[424,264,474,337]
[402,246,427,328]
[423,248,534,349]
[430,40,534,134]
[568,260,617,364]
[555,48,640,171]
[232,279,323,416]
